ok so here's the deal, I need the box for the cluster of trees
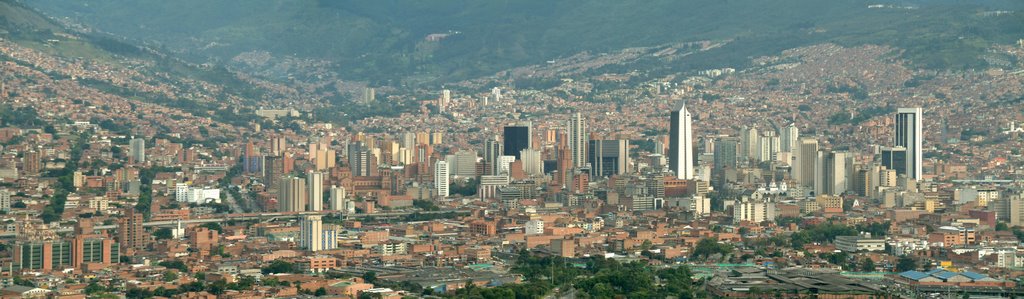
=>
[691,238,734,261]
[450,251,703,298]
[449,178,479,197]
[261,260,301,275]
[575,262,704,298]
[789,223,859,249]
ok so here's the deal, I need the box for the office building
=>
[669,103,694,179]
[818,151,852,196]
[588,139,629,177]
[795,138,818,188]
[894,108,923,180]
[348,142,370,177]
[452,149,478,177]
[503,123,532,160]
[483,138,504,175]
[881,146,908,176]
[520,148,544,176]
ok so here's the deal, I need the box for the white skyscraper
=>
[130,137,145,163]
[439,89,451,112]
[329,185,348,212]
[492,87,502,102]
[568,112,588,168]
[300,215,324,251]
[498,155,516,175]
[781,123,799,153]
[740,126,760,164]
[520,148,543,176]
[307,170,323,211]
[669,102,693,179]
[895,108,923,180]
[435,160,449,198]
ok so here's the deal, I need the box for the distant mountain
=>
[20,0,1024,84]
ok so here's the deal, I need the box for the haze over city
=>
[1,1,1024,298]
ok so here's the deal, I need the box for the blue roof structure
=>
[931,271,958,280]
[960,272,987,280]
[899,271,929,280]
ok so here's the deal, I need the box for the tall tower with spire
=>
[669,102,693,180]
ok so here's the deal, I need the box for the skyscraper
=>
[23,150,41,176]
[588,139,629,177]
[453,149,478,177]
[347,142,369,176]
[881,146,908,175]
[567,112,588,168]
[439,89,451,112]
[820,151,851,196]
[435,160,449,198]
[713,137,739,171]
[300,215,324,251]
[483,137,504,175]
[243,140,262,174]
[520,148,544,176]
[895,108,923,180]
[503,123,532,160]
[278,176,306,212]
[781,124,799,153]
[740,126,759,164]
[795,138,819,188]
[307,170,323,211]
[129,137,145,163]
[669,103,693,180]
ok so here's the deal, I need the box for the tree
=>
[860,258,876,272]
[996,222,1009,231]
[896,256,917,272]
[85,282,106,294]
[261,260,296,274]
[158,260,189,272]
[691,238,733,261]
[163,271,179,282]
[362,271,378,284]
[314,287,327,296]
[153,227,174,240]
[200,222,223,233]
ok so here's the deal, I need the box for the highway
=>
[140,209,468,227]
[49,209,469,233]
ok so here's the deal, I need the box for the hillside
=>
[25,0,1024,84]
[0,0,289,131]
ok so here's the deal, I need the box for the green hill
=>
[19,0,1024,84]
